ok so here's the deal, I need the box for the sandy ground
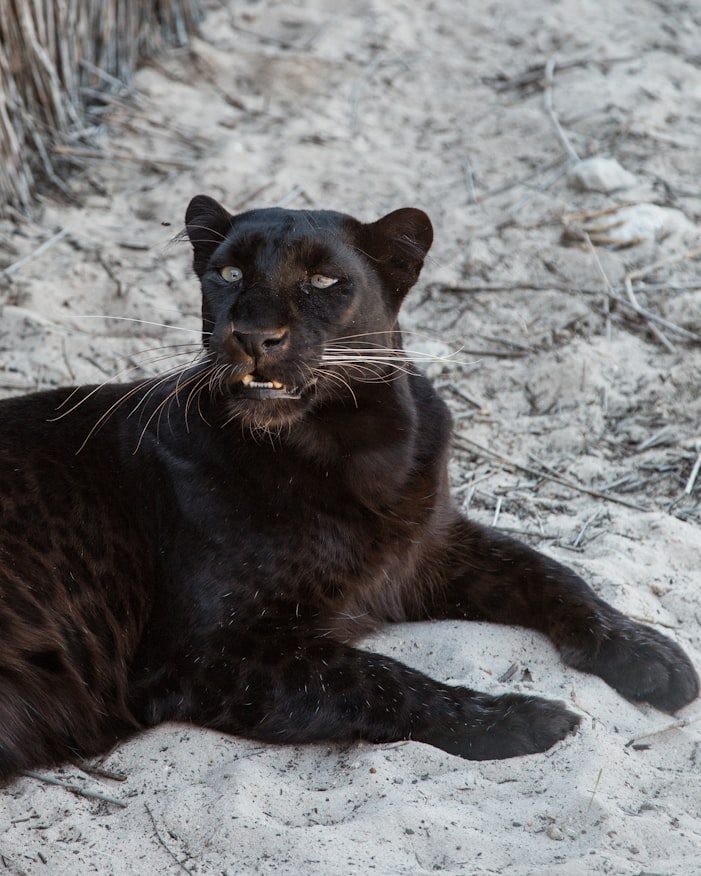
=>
[1,0,701,872]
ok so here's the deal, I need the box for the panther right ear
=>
[359,207,433,303]
[185,195,233,278]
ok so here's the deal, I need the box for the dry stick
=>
[77,67,204,147]
[478,156,567,202]
[628,245,701,285]
[233,182,274,211]
[610,289,701,344]
[439,276,696,301]
[30,127,73,197]
[685,450,701,495]
[454,435,648,512]
[463,156,476,203]
[479,332,534,353]
[571,507,603,548]
[582,233,612,342]
[636,282,701,292]
[565,203,638,223]
[429,281,603,296]
[448,347,526,359]
[444,383,486,410]
[543,58,580,164]
[493,54,639,91]
[625,714,701,748]
[277,184,307,207]
[584,235,701,346]
[145,803,194,875]
[52,144,192,171]
[79,58,130,93]
[498,662,519,683]
[624,276,675,351]
[22,770,127,808]
[78,758,128,782]
[497,526,560,540]
[637,426,674,452]
[586,768,603,815]
[623,246,701,345]
[349,51,387,134]
[0,228,69,280]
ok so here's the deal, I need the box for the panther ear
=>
[360,208,433,300]
[185,195,233,277]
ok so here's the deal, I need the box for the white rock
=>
[605,203,696,242]
[568,156,637,192]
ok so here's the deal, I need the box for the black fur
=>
[0,196,697,778]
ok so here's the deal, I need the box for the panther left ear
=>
[360,207,434,299]
[185,195,234,278]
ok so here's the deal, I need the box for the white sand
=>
[1,0,700,872]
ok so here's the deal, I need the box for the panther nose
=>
[230,328,288,360]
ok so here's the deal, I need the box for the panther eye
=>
[310,274,338,289]
[219,266,243,283]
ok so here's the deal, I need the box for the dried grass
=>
[0,0,201,212]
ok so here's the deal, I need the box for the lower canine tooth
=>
[241,374,254,385]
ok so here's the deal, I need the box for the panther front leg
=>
[142,628,579,761]
[427,518,699,713]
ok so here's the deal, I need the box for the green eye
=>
[310,274,338,289]
[219,266,243,283]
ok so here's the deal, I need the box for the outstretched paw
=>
[415,692,581,761]
[562,621,699,713]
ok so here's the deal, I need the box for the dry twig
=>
[543,59,580,164]
[490,54,638,92]
[571,508,603,548]
[581,234,701,346]
[455,435,648,512]
[619,246,701,343]
[0,228,69,279]
[22,770,127,807]
[626,714,701,748]
[685,450,701,496]
[145,803,194,875]
[582,232,613,342]
[52,144,192,171]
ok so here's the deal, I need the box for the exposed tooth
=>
[240,375,286,389]
[239,374,288,391]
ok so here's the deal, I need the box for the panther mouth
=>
[232,373,302,400]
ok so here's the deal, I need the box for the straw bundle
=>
[0,0,201,212]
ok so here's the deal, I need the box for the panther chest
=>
[161,449,432,632]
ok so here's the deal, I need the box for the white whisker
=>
[312,367,359,406]
[52,350,205,419]
[322,347,472,367]
[71,315,203,335]
[133,364,215,452]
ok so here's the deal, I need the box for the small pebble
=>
[568,156,637,192]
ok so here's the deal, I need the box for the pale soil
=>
[1,0,700,873]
